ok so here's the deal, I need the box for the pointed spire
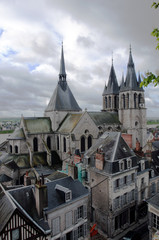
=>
[127,44,134,67]
[59,42,66,81]
[120,72,125,90]
[105,60,119,95]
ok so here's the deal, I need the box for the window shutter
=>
[52,217,60,236]
[127,175,131,184]
[66,211,72,229]
[83,222,87,237]
[73,228,78,240]
[83,205,87,219]
[120,178,123,187]
[74,209,78,224]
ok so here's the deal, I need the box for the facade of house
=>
[6,175,89,240]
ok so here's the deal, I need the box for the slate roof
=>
[88,111,120,126]
[120,49,144,92]
[58,113,83,133]
[0,184,16,233]
[152,141,159,150]
[84,131,137,174]
[0,174,12,183]
[147,192,159,210]
[8,127,25,140]
[103,63,119,95]
[45,46,81,112]
[8,186,50,232]
[22,117,52,134]
[46,171,67,181]
[7,177,88,231]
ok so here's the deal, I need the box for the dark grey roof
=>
[0,174,12,182]
[103,64,119,95]
[120,49,144,92]
[9,186,50,232]
[22,117,52,134]
[88,111,120,126]
[46,176,89,211]
[152,141,159,150]
[84,131,137,174]
[46,171,67,181]
[45,46,81,112]
[147,192,159,209]
[0,184,16,232]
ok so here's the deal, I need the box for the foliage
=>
[140,2,159,87]
[0,130,14,134]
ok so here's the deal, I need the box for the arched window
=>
[47,136,51,150]
[33,137,38,152]
[109,96,111,108]
[88,135,92,149]
[81,136,85,153]
[134,93,137,108]
[57,136,59,150]
[15,145,18,154]
[105,97,107,109]
[63,137,66,152]
[123,94,125,109]
[127,93,129,108]
[10,145,12,153]
[138,93,143,107]
[114,96,117,109]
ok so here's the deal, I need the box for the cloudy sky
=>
[0,0,158,118]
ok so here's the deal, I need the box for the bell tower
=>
[118,47,147,148]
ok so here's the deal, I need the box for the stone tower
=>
[118,48,147,148]
[44,44,81,131]
[102,60,119,112]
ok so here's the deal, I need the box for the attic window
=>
[122,146,127,152]
[119,161,124,171]
[127,159,132,169]
[55,184,72,202]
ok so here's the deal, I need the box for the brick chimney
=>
[24,171,31,186]
[35,175,48,218]
[136,139,141,152]
[95,149,105,170]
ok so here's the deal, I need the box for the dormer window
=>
[127,158,132,169]
[119,161,124,171]
[55,184,72,202]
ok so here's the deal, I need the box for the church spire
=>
[106,59,119,95]
[59,43,66,81]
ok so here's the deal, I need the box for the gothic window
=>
[134,93,137,108]
[33,137,38,152]
[81,136,85,152]
[63,137,66,152]
[105,97,107,109]
[57,136,59,150]
[138,93,143,107]
[127,93,129,108]
[15,145,18,153]
[10,145,12,153]
[109,96,111,108]
[114,95,117,109]
[123,94,125,109]
[88,135,92,149]
[47,136,51,150]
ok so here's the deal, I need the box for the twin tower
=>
[102,48,147,148]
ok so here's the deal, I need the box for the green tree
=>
[140,2,159,87]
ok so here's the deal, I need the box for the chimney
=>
[35,175,48,218]
[136,139,140,152]
[24,171,31,186]
[95,149,105,170]
[68,163,78,179]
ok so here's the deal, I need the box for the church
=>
[0,44,147,174]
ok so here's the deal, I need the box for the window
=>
[63,137,66,152]
[57,135,59,150]
[47,136,51,150]
[52,217,60,236]
[131,173,135,182]
[33,137,38,152]
[127,93,129,108]
[141,177,144,185]
[151,182,156,195]
[115,179,120,188]
[10,145,12,153]
[78,225,83,238]
[15,145,18,154]
[124,176,127,185]
[66,211,72,229]
[81,136,85,152]
[152,213,159,230]
[127,159,131,168]
[131,190,135,201]
[109,96,111,108]
[74,205,87,223]
[119,161,124,171]
[105,97,107,108]
[12,228,20,240]
[123,94,125,109]
[123,193,127,205]
[65,192,71,202]
[134,93,137,108]
[114,196,120,209]
[88,135,92,149]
